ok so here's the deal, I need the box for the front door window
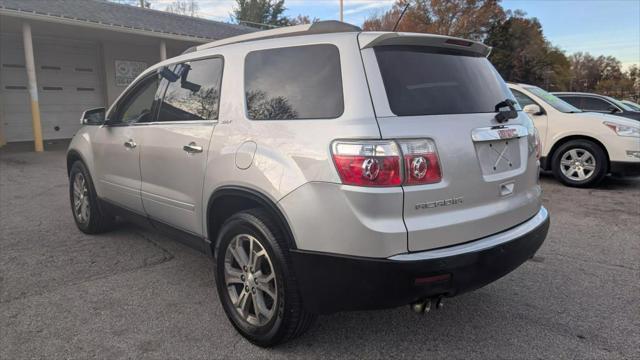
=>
[112,76,160,124]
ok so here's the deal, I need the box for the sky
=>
[148,0,639,69]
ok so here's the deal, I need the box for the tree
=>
[627,65,640,99]
[568,53,636,98]
[568,53,628,94]
[288,14,320,25]
[233,0,289,28]
[597,56,623,81]
[568,52,601,91]
[165,0,199,17]
[485,14,570,90]
[363,0,505,41]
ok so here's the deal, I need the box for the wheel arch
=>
[545,135,610,172]
[206,186,297,256]
[66,149,89,176]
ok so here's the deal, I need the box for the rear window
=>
[244,44,344,120]
[374,46,516,116]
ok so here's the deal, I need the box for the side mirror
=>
[523,104,543,116]
[608,106,620,114]
[81,107,105,125]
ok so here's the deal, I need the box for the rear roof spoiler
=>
[196,21,361,52]
[359,32,492,57]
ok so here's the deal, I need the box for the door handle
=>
[124,139,137,149]
[183,142,203,154]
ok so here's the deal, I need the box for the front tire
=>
[551,139,607,187]
[69,161,114,233]
[214,209,316,347]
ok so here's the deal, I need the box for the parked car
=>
[510,84,640,186]
[620,100,640,111]
[553,92,640,121]
[67,21,550,347]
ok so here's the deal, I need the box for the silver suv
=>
[67,21,550,347]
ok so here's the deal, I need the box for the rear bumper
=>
[290,207,549,314]
[610,161,640,177]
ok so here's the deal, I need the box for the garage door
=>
[0,35,105,142]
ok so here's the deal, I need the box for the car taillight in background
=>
[331,139,442,187]
[534,128,542,160]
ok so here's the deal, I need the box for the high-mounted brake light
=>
[331,141,402,186]
[445,38,474,47]
[398,139,442,185]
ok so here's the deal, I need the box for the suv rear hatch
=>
[359,33,542,252]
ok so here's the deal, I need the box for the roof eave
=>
[0,7,212,43]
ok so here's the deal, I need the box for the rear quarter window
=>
[558,96,583,108]
[244,44,344,120]
[582,97,612,111]
[374,45,515,116]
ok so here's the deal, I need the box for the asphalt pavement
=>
[1,144,638,359]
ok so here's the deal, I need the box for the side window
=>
[511,89,536,108]
[244,44,344,120]
[560,96,583,108]
[582,97,612,111]
[157,57,223,121]
[114,76,161,124]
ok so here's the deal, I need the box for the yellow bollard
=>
[22,22,44,152]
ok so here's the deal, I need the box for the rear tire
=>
[551,139,607,187]
[213,208,316,347]
[69,161,115,233]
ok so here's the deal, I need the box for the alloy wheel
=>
[72,172,90,224]
[560,148,596,181]
[224,234,278,326]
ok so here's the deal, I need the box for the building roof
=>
[0,0,255,41]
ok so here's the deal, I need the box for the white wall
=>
[0,23,198,141]
[102,40,189,105]
[102,41,159,106]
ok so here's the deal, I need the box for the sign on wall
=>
[115,60,148,87]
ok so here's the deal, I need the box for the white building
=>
[0,0,253,149]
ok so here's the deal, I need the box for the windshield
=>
[375,45,518,116]
[622,100,640,111]
[608,97,635,111]
[525,86,582,113]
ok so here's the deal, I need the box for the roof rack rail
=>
[196,20,361,51]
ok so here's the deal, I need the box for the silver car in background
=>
[67,21,550,346]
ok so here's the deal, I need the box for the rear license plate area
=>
[474,139,521,175]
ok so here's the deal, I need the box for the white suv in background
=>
[67,22,550,346]
[509,83,640,187]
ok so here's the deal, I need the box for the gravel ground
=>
[1,144,639,359]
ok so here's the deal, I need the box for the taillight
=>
[331,139,442,187]
[534,128,542,160]
[331,140,402,186]
[398,139,442,185]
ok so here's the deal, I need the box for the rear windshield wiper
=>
[494,99,518,123]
